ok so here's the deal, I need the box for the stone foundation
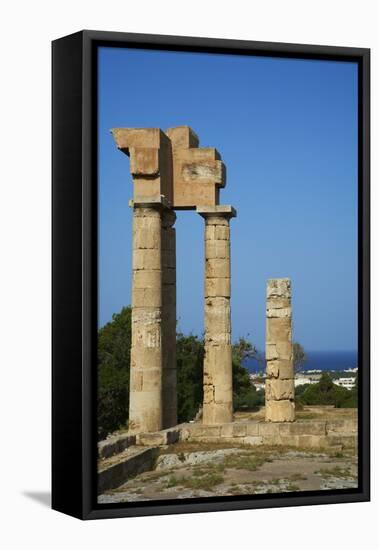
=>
[98,447,160,495]
[99,418,357,459]
[97,416,357,494]
[180,419,357,449]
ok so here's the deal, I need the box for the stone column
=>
[161,209,177,428]
[197,205,236,425]
[112,128,177,433]
[129,205,164,433]
[265,278,295,422]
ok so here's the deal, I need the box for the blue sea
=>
[244,350,358,374]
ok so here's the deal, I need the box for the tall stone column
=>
[197,205,236,425]
[130,205,164,433]
[161,209,177,428]
[265,278,295,422]
[112,128,178,433]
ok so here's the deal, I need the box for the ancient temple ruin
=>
[112,126,235,433]
[112,126,293,433]
[97,126,358,496]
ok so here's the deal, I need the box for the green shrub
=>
[97,306,132,440]
[299,372,357,408]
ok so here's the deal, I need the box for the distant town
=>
[250,368,358,391]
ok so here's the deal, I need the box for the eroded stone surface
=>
[265,279,295,422]
[199,208,236,425]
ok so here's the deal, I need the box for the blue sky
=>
[98,46,358,352]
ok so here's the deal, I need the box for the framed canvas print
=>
[52,30,370,520]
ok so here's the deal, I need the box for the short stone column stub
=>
[265,278,295,422]
[197,205,236,425]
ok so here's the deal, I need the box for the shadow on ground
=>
[23,491,51,508]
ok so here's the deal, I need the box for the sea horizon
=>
[244,349,358,374]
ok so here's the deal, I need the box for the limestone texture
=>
[130,206,164,433]
[265,278,295,422]
[199,207,236,425]
[166,126,226,209]
[112,126,237,434]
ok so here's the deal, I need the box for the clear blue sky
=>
[98,46,358,352]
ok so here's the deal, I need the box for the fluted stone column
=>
[129,205,164,433]
[198,205,236,425]
[161,209,177,428]
[265,278,295,422]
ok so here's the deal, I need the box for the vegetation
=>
[97,306,263,440]
[166,472,224,490]
[97,308,357,440]
[293,342,306,372]
[232,337,265,411]
[297,372,357,408]
[176,332,204,423]
[97,307,131,440]
[315,466,353,479]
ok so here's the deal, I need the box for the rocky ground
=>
[98,441,358,504]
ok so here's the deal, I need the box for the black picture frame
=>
[52,30,370,520]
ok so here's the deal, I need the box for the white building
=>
[334,377,356,390]
[294,377,319,387]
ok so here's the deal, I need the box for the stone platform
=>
[97,416,357,494]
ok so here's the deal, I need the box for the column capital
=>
[196,205,237,220]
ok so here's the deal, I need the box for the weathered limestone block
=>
[265,278,295,422]
[266,378,295,401]
[205,239,230,260]
[112,128,173,205]
[246,423,260,436]
[129,204,164,433]
[258,422,281,436]
[132,288,162,308]
[266,359,295,380]
[279,421,327,436]
[167,127,226,209]
[165,126,199,149]
[188,425,222,438]
[265,399,295,422]
[133,269,162,290]
[214,225,230,239]
[266,317,292,343]
[98,434,137,459]
[97,447,160,495]
[198,206,236,425]
[205,277,231,298]
[129,147,160,176]
[206,258,231,278]
[133,248,161,270]
[136,428,180,446]
[267,278,291,299]
[204,298,231,342]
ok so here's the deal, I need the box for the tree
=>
[97,306,132,440]
[96,306,266,438]
[299,372,357,408]
[232,337,264,410]
[176,333,204,423]
[293,342,306,373]
[232,336,259,364]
